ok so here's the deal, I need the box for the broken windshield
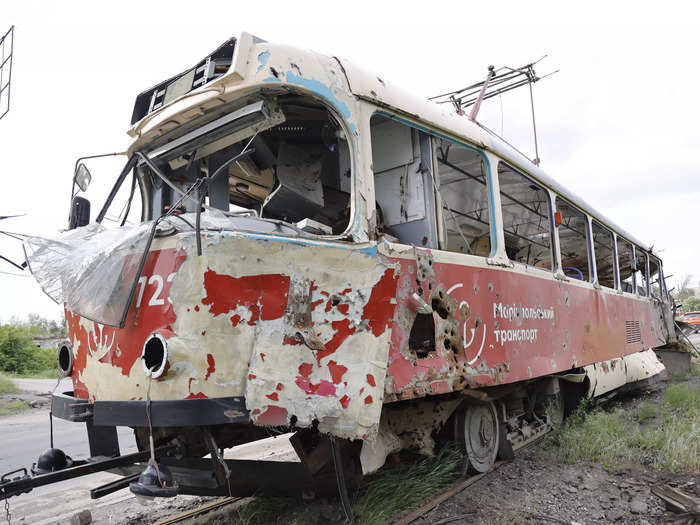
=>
[139,94,353,236]
[25,93,354,327]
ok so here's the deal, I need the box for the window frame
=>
[648,254,663,300]
[616,236,637,294]
[634,246,649,297]
[369,111,498,258]
[590,219,617,290]
[496,161,556,273]
[553,195,593,283]
[432,136,496,258]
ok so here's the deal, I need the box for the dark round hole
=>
[143,336,166,374]
[57,344,72,375]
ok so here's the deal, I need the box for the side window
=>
[591,220,615,288]
[635,248,648,297]
[649,256,662,299]
[435,139,491,256]
[618,239,635,293]
[498,163,553,270]
[370,115,438,247]
[556,198,590,281]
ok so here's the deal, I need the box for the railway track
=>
[153,496,244,525]
[153,431,552,524]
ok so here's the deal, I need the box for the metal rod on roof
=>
[529,79,540,166]
[468,66,495,122]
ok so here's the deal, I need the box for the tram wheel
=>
[454,401,499,473]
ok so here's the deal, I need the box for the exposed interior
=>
[144,94,352,235]
[370,115,438,247]
[366,117,664,300]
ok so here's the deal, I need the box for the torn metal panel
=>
[57,214,399,440]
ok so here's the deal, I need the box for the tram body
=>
[21,32,674,493]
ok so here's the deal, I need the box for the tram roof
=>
[335,57,653,254]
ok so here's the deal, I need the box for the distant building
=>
[32,337,63,349]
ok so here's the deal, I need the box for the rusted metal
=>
[153,497,242,525]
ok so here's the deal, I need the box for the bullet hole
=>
[290,415,298,426]
[409,313,435,358]
[431,298,450,319]
[331,295,341,306]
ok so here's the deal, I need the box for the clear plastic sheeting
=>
[22,210,314,328]
[23,222,153,327]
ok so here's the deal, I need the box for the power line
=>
[0,270,28,277]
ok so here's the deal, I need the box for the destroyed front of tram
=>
[1,32,678,501]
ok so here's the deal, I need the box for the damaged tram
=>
[4,33,676,500]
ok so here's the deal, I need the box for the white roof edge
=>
[335,57,654,255]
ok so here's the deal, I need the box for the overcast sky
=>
[1,1,698,322]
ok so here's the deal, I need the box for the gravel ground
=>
[416,446,698,524]
[411,373,699,525]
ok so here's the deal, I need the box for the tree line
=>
[0,314,66,375]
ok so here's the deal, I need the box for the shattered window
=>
[144,94,352,236]
[649,256,662,299]
[635,248,648,297]
[556,198,590,281]
[435,140,491,256]
[591,220,615,289]
[618,239,635,293]
[498,163,553,270]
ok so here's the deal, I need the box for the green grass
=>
[236,497,298,525]
[547,380,700,472]
[234,446,464,525]
[352,446,463,525]
[635,401,657,423]
[0,374,18,395]
[665,382,700,413]
[0,399,29,416]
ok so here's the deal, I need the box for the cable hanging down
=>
[430,56,558,166]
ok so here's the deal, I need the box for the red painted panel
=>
[385,253,667,397]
